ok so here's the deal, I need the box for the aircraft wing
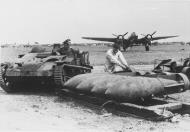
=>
[152,36,179,41]
[82,37,116,42]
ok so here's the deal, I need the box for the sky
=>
[0,0,189,44]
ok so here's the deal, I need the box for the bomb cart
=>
[59,65,190,121]
[152,58,190,79]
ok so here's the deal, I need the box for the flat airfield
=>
[1,43,190,131]
[1,43,190,66]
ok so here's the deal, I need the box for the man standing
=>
[105,43,131,73]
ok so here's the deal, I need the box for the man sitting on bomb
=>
[105,43,132,73]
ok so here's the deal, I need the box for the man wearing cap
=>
[59,39,75,57]
[105,43,131,73]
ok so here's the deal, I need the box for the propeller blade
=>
[151,31,157,36]
[141,34,146,37]
[112,34,118,37]
[123,32,128,37]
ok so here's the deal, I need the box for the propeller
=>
[112,32,128,39]
[141,31,157,40]
[148,31,157,40]
[111,32,128,49]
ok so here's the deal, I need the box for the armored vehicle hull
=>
[0,46,92,93]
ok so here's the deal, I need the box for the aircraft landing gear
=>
[145,45,150,51]
[123,47,126,52]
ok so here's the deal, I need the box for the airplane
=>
[82,31,179,51]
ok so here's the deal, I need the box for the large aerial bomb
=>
[64,73,109,90]
[91,75,127,95]
[64,72,190,102]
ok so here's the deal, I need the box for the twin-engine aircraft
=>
[82,31,178,51]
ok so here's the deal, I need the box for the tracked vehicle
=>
[0,45,93,93]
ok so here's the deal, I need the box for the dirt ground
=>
[1,44,190,131]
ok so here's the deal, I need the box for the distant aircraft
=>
[82,31,179,51]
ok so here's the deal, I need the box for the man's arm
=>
[118,51,129,67]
